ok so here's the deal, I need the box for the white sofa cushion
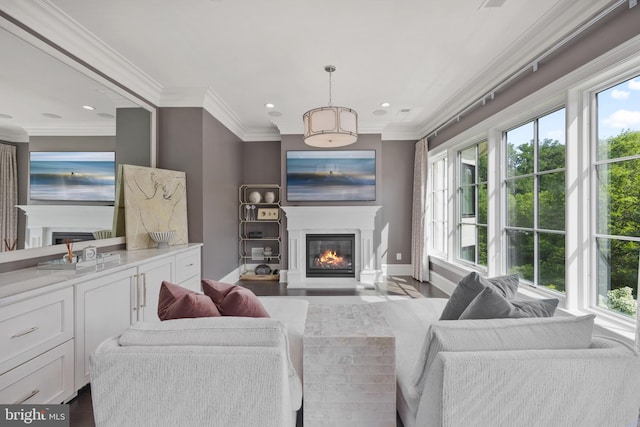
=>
[412,314,596,395]
[375,298,449,417]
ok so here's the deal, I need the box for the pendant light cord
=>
[328,69,333,106]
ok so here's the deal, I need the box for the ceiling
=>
[0,0,616,141]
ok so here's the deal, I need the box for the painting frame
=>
[29,151,115,202]
[285,150,376,202]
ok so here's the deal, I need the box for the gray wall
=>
[242,141,281,183]
[116,107,151,167]
[380,140,416,265]
[158,107,243,280]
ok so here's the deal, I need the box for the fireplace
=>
[51,231,96,245]
[281,205,381,288]
[306,234,355,278]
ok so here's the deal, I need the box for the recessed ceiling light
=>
[268,111,282,117]
[373,110,387,116]
[380,102,391,108]
[0,113,13,119]
[82,105,96,110]
[97,113,115,119]
[265,103,275,109]
[42,113,62,119]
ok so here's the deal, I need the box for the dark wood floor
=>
[68,276,445,426]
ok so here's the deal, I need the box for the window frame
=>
[456,140,488,267]
[502,108,567,292]
[429,153,448,257]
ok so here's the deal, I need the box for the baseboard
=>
[429,270,456,296]
[381,263,412,277]
[219,266,241,284]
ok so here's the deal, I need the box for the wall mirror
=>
[0,16,156,265]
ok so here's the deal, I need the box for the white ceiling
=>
[0,0,615,141]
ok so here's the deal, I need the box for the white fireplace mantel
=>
[281,206,381,288]
[17,205,114,248]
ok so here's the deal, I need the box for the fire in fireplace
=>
[306,234,355,278]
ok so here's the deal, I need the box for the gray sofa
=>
[377,298,640,427]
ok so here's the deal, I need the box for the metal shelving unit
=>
[238,184,281,281]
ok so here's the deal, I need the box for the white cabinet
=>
[74,267,137,389]
[0,287,74,404]
[74,246,202,388]
[0,244,203,401]
[136,257,173,322]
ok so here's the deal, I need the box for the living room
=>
[1,1,640,426]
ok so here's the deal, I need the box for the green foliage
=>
[506,138,566,291]
[600,286,637,317]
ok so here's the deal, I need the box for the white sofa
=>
[89,297,308,427]
[377,298,640,427]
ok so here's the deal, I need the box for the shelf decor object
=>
[148,230,176,249]
[303,65,358,148]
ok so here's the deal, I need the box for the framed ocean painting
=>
[29,151,115,201]
[286,150,376,201]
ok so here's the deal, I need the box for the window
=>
[594,74,640,318]
[458,141,488,266]
[505,109,566,292]
[430,156,448,256]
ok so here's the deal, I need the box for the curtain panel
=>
[0,143,18,252]
[411,138,429,282]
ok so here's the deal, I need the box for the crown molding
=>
[202,87,248,141]
[24,124,115,137]
[0,126,28,143]
[242,128,281,142]
[415,0,614,138]
[0,0,163,106]
[381,126,421,141]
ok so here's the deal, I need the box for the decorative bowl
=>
[254,264,271,275]
[92,229,112,239]
[148,230,176,249]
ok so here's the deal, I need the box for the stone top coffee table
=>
[303,303,396,427]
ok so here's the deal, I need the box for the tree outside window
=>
[595,74,640,318]
[505,109,566,292]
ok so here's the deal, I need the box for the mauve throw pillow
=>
[439,272,520,320]
[200,279,236,305]
[201,279,270,318]
[458,286,559,319]
[157,281,221,320]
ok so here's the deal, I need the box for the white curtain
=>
[411,138,429,282]
[0,143,18,252]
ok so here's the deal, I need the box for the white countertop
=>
[0,243,202,305]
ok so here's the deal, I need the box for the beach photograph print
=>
[286,150,376,201]
[29,151,115,201]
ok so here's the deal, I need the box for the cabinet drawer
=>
[0,287,73,375]
[175,250,201,283]
[0,340,74,404]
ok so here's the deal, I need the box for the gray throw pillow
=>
[439,272,519,320]
[458,286,559,319]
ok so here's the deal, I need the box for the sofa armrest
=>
[417,348,640,427]
[90,338,300,427]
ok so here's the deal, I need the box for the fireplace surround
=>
[281,206,381,288]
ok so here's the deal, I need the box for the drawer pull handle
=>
[15,389,39,404]
[186,263,194,267]
[11,326,39,338]
[141,273,147,308]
